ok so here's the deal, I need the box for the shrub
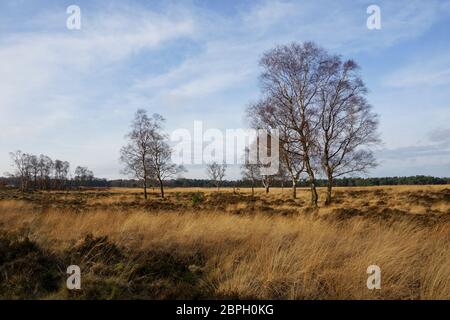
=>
[191,192,204,205]
[0,233,63,299]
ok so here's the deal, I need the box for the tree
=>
[317,58,379,204]
[248,42,379,206]
[241,147,261,196]
[29,155,39,189]
[206,162,226,191]
[146,114,184,198]
[120,109,160,200]
[74,166,94,188]
[9,150,32,192]
[248,42,329,206]
[37,155,53,190]
[261,173,273,194]
[54,160,70,189]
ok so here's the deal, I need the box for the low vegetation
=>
[0,185,448,299]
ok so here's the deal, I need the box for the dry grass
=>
[0,185,448,299]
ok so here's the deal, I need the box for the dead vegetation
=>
[0,185,448,299]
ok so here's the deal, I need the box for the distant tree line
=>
[4,150,101,191]
[130,175,450,188]
[159,176,450,188]
[324,176,450,187]
[1,175,448,190]
[190,176,450,188]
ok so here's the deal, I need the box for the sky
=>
[0,0,449,179]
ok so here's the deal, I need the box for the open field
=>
[0,185,449,299]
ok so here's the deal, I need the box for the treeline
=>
[2,176,447,190]
[158,176,450,188]
[4,150,101,191]
[318,176,450,187]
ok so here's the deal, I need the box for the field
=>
[0,185,449,300]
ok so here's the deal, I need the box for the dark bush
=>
[0,233,63,299]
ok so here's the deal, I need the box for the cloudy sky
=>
[1,0,449,179]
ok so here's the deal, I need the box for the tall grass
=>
[0,193,448,299]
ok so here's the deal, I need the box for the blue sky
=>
[1,0,449,179]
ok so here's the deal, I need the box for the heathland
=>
[0,185,448,299]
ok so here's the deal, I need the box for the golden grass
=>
[0,185,448,299]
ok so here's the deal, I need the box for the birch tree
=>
[120,109,158,199]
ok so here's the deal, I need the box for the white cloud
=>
[384,56,450,88]
[130,40,259,107]
[0,5,195,137]
[118,0,449,123]
[243,0,301,30]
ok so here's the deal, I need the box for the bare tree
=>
[37,155,53,190]
[74,166,94,188]
[146,115,184,198]
[317,59,379,204]
[260,173,273,194]
[9,150,32,192]
[248,43,331,206]
[267,43,329,206]
[206,162,226,191]
[248,42,379,206]
[120,109,160,200]
[8,152,77,191]
[54,160,70,189]
[29,155,39,190]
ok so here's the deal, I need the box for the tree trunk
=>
[23,176,29,192]
[143,179,148,200]
[142,154,148,200]
[325,175,333,206]
[310,181,318,207]
[265,186,269,194]
[251,182,254,197]
[304,156,318,207]
[292,179,297,199]
[158,178,164,198]
[20,176,25,192]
